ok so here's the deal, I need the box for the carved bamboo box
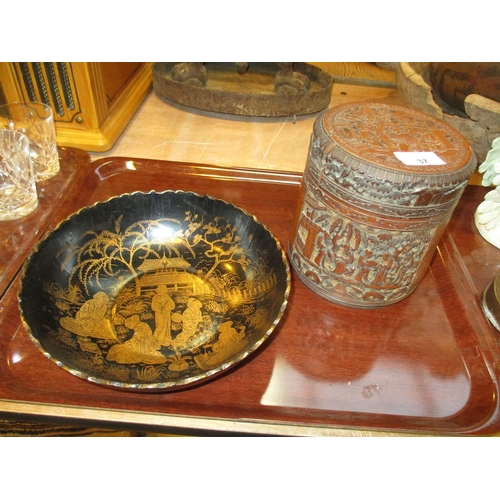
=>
[289,102,477,308]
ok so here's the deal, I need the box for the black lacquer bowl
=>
[18,191,291,391]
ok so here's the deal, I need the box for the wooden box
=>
[0,62,152,152]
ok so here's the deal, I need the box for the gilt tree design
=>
[182,211,252,280]
[61,211,254,294]
[62,215,187,293]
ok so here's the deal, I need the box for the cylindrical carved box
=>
[289,102,477,308]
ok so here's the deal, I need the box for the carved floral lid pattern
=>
[322,102,475,177]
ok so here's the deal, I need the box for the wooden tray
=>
[1,156,499,436]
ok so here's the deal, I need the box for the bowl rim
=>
[18,189,291,392]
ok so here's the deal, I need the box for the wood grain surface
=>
[1,156,498,436]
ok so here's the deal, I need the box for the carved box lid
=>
[309,102,477,211]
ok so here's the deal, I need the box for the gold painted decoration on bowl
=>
[18,191,290,391]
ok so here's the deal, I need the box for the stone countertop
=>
[89,81,402,173]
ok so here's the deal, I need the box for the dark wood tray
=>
[1,156,499,436]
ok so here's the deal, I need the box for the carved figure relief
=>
[291,190,435,305]
[289,103,475,308]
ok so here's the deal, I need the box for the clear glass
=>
[0,102,60,181]
[0,129,38,221]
